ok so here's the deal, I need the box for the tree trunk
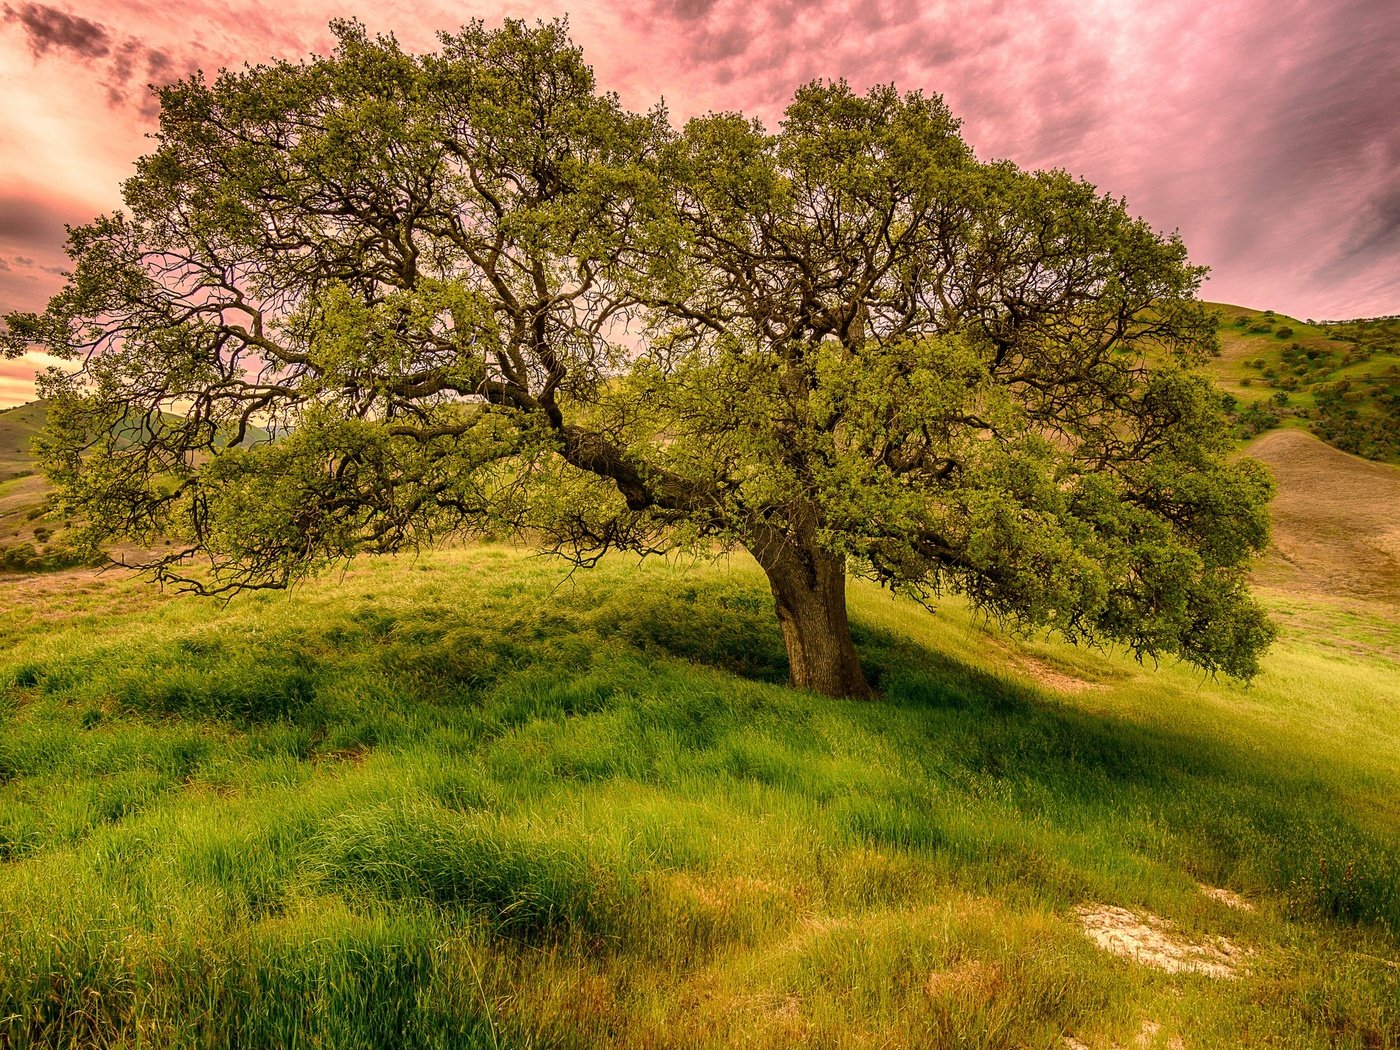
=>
[751,536,873,699]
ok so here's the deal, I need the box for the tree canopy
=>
[2,19,1275,697]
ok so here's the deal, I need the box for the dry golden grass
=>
[0,473,47,546]
[1245,428,1400,602]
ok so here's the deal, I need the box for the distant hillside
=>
[0,400,45,484]
[0,400,47,533]
[1246,428,1400,603]
[1205,304,1400,463]
[0,400,273,572]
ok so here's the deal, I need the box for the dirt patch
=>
[1073,904,1246,979]
[1064,1019,1186,1049]
[1012,653,1102,693]
[1198,884,1254,911]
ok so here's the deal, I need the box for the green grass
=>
[0,402,61,557]
[1,546,1396,1047]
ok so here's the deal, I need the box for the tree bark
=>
[751,535,873,699]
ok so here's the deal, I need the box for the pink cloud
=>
[1,0,1397,408]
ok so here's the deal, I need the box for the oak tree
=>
[2,19,1275,697]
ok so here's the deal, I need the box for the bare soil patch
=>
[1073,903,1247,979]
[1198,884,1254,911]
[1011,652,1102,693]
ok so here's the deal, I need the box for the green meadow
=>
[1,546,1396,1048]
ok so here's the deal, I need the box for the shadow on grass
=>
[560,572,1399,934]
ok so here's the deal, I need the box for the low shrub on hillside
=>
[0,542,103,574]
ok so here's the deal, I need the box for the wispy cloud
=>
[2,1,109,58]
[2,2,199,112]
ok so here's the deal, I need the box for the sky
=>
[1,0,1398,407]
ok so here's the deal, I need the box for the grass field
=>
[1,545,1397,1048]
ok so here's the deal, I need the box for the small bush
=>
[0,543,100,573]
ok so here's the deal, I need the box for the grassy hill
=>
[0,402,62,564]
[1246,429,1400,603]
[0,400,275,572]
[0,400,45,484]
[0,547,1397,1048]
[1205,305,1400,462]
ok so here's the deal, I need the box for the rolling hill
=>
[1206,304,1400,462]
[0,399,44,483]
[0,402,52,556]
[0,400,275,567]
[1246,428,1400,603]
[1,543,1396,1047]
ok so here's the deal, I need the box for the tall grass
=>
[0,546,1396,1047]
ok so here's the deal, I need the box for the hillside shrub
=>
[0,543,102,574]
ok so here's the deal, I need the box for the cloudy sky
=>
[2,0,1397,406]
